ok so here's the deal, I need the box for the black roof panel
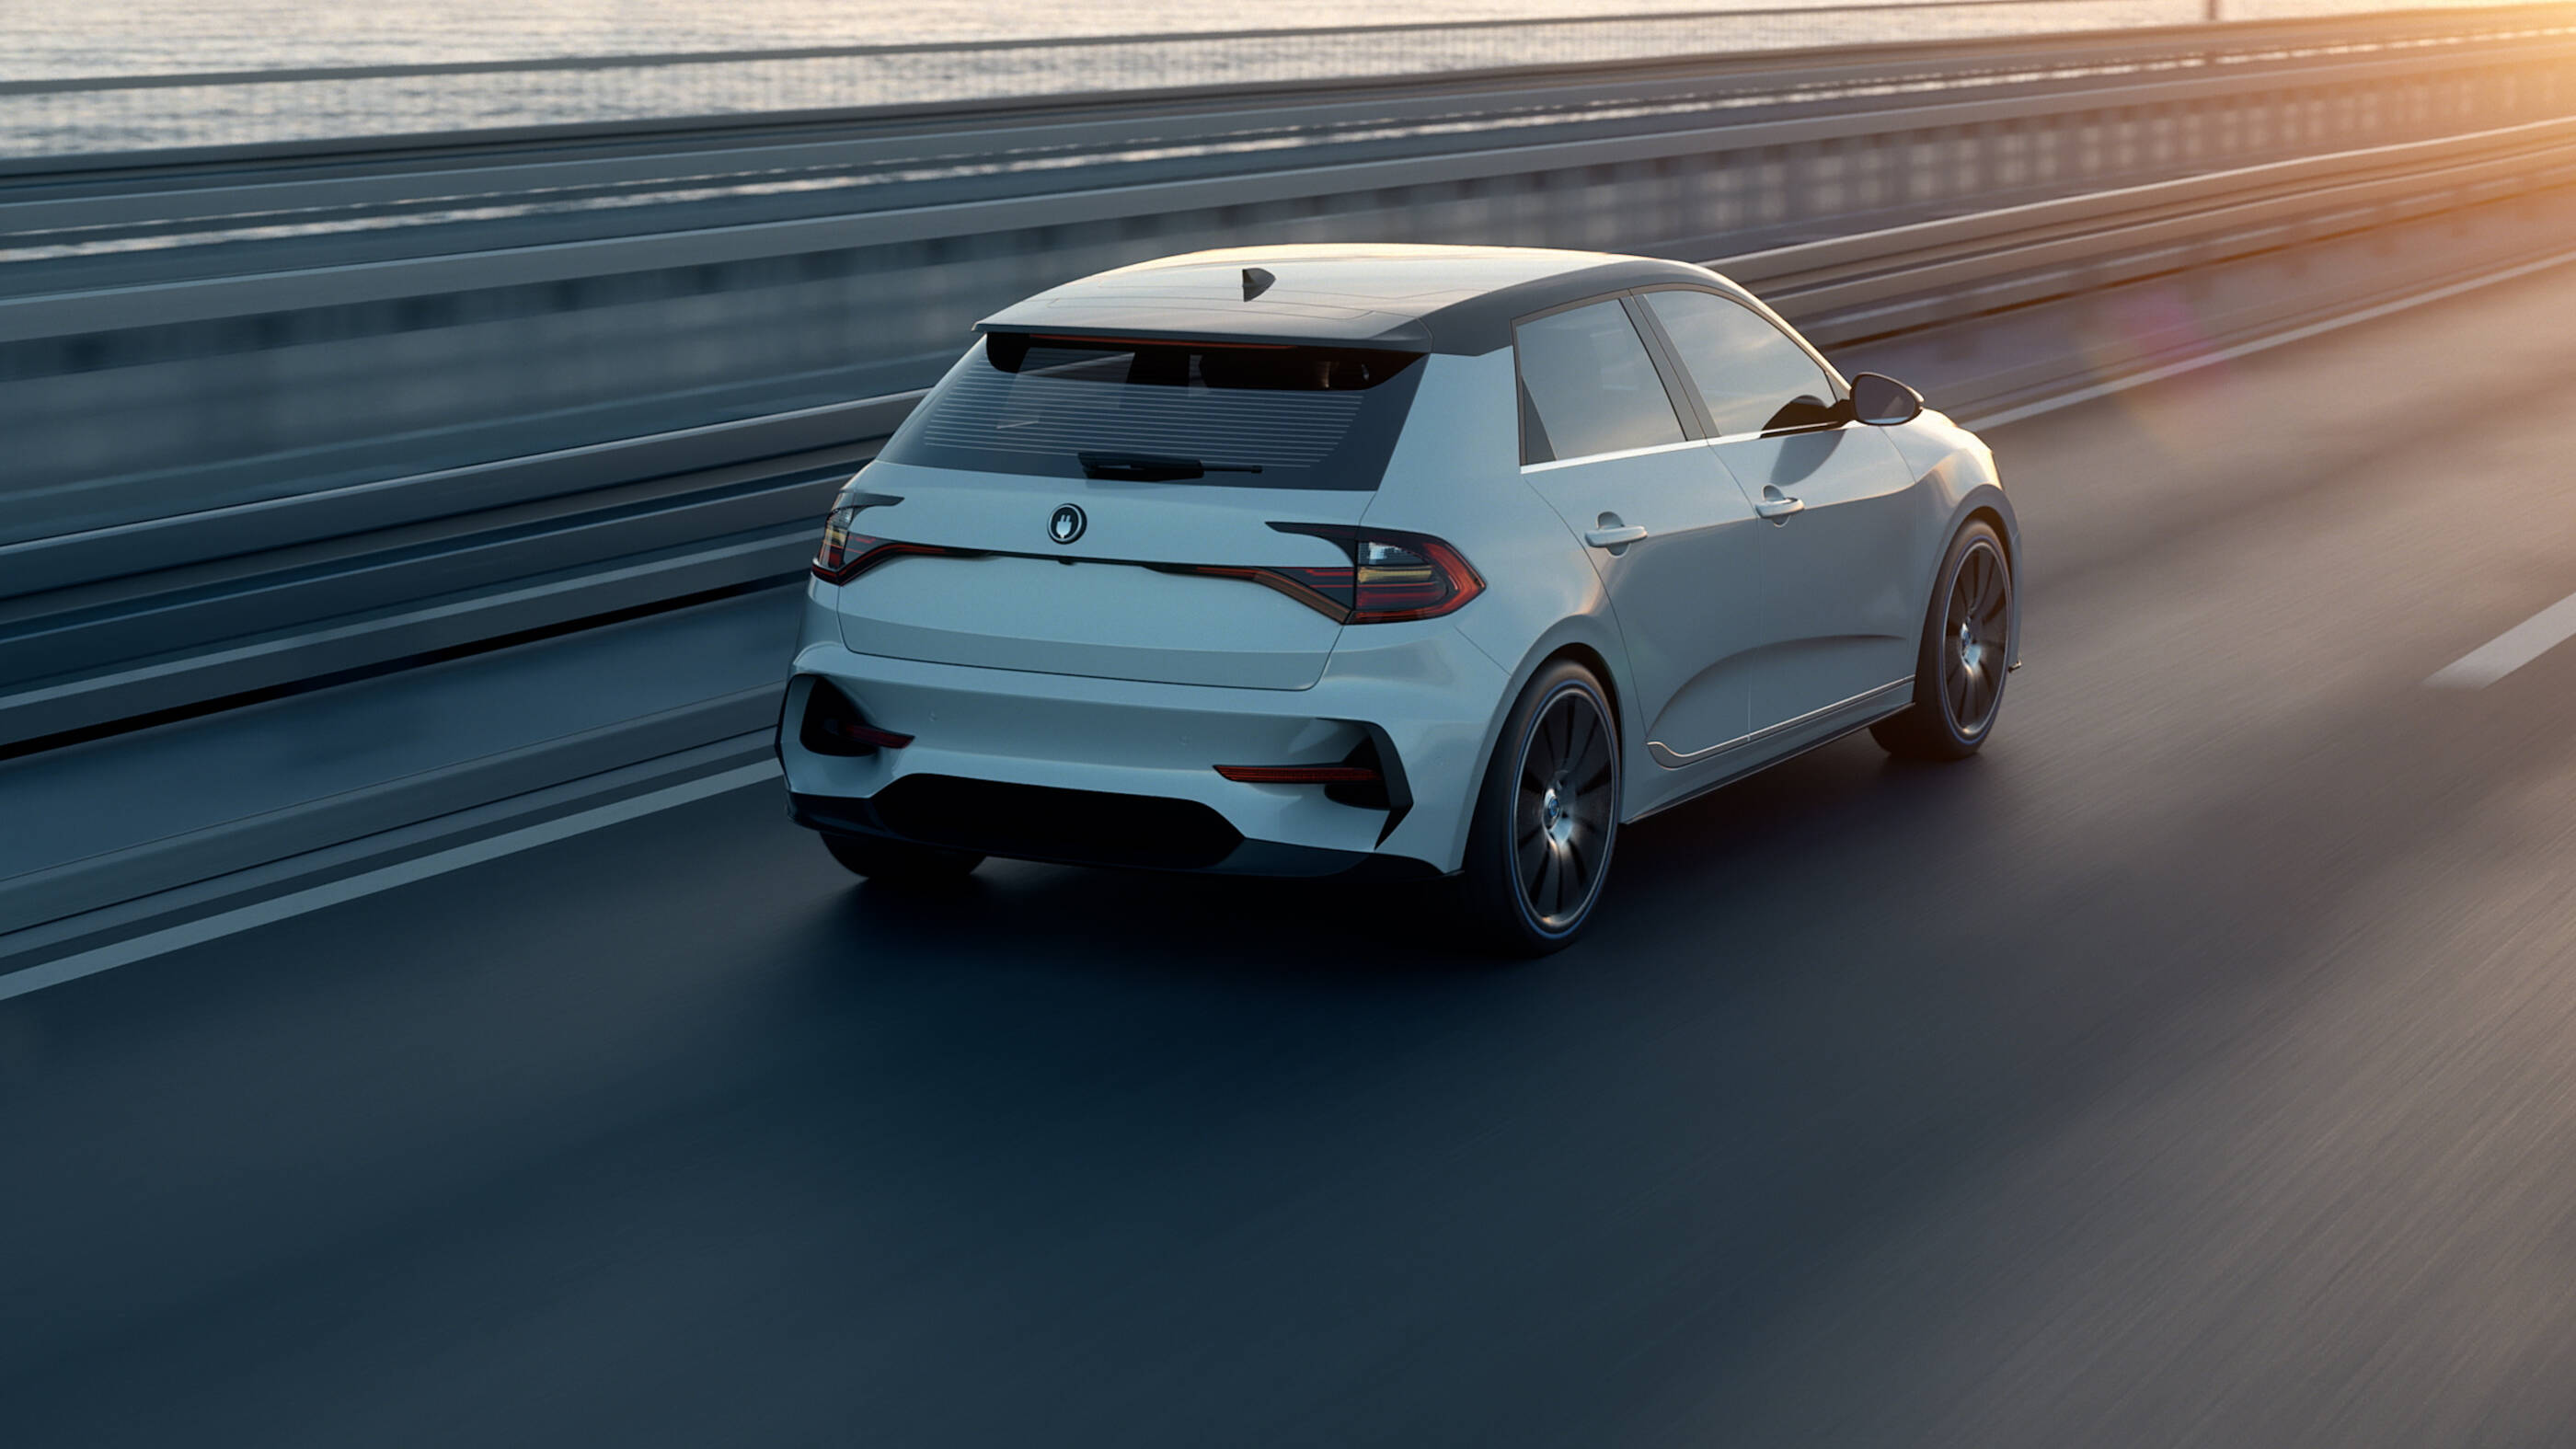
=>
[974,245,1747,355]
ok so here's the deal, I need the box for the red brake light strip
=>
[1213,765,1383,784]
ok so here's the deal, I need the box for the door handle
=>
[1754,492,1805,523]
[1583,524,1650,548]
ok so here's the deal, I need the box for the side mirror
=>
[1848,373,1924,427]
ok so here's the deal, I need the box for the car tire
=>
[1872,519,2012,761]
[821,832,984,882]
[1455,659,1622,957]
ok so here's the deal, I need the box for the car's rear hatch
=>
[827,334,1425,691]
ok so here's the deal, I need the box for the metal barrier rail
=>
[27,30,2570,340]
[3,18,2406,238]
[17,6,2562,272]
[1736,112,2576,327]
[0,0,2504,156]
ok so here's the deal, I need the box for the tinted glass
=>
[1643,289,1842,437]
[881,334,1425,490]
[1514,300,1686,466]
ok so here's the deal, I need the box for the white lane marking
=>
[0,760,780,1006]
[1956,245,2576,432]
[2426,591,2576,690]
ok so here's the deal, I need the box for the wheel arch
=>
[1438,619,1632,872]
[1495,629,1628,737]
[1539,639,1622,730]
[1948,486,2021,669]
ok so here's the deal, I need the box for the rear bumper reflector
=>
[799,679,913,756]
[1213,765,1382,784]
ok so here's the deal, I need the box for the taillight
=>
[1352,537,1477,620]
[812,504,862,581]
[1260,523,1485,624]
[812,505,974,583]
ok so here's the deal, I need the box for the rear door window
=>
[1639,289,1843,437]
[880,334,1425,490]
[1515,299,1688,466]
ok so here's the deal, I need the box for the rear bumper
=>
[777,623,1509,877]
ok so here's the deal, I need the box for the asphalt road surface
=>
[13,261,2576,1447]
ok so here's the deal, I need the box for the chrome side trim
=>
[1628,708,1901,824]
[1520,436,1708,473]
[1646,677,1911,769]
[1703,419,1863,447]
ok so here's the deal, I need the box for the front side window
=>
[881,333,1425,490]
[1514,299,1687,466]
[1642,289,1842,438]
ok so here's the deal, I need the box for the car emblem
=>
[1049,504,1087,546]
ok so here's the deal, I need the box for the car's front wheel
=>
[1872,518,2012,760]
[821,832,984,882]
[1457,659,1622,957]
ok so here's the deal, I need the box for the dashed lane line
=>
[2426,590,2576,690]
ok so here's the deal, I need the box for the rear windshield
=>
[879,333,1427,491]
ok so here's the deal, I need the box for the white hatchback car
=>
[780,244,2018,953]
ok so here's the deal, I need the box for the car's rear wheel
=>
[1457,659,1621,957]
[821,832,984,882]
[1872,519,2012,760]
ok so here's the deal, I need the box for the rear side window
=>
[880,334,1426,490]
[1640,289,1842,437]
[1515,299,1686,466]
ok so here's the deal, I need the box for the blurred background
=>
[8,3,2576,1444]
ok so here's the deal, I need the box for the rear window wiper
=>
[1078,451,1264,482]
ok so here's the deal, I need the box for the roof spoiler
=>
[970,316,1434,349]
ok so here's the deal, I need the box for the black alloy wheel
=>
[1873,519,2013,760]
[1939,536,2011,735]
[1459,659,1621,956]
